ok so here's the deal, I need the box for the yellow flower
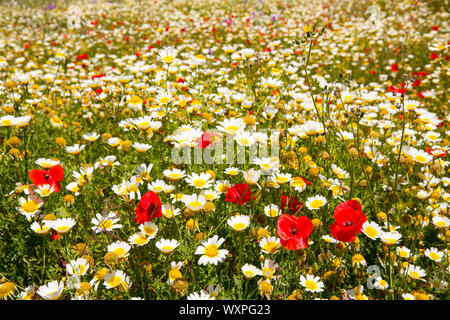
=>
[303,25,312,33]
[0,282,15,300]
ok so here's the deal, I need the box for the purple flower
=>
[43,3,56,10]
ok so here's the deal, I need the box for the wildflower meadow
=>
[0,0,449,302]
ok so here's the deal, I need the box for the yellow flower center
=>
[331,185,343,195]
[36,226,49,233]
[204,244,219,258]
[267,209,278,217]
[127,184,138,192]
[276,177,288,184]
[159,97,170,104]
[263,242,278,253]
[99,220,113,230]
[143,226,155,235]
[41,162,53,168]
[113,248,126,257]
[39,188,52,196]
[238,138,249,145]
[218,184,229,193]
[364,226,378,238]
[309,199,323,209]
[304,280,318,291]
[169,268,182,280]
[193,179,206,188]
[22,201,39,213]
[107,276,122,287]
[435,221,447,227]
[56,226,70,233]
[204,194,215,201]
[233,222,247,231]
[74,265,86,275]
[292,179,306,187]
[189,201,202,209]
[262,268,273,279]
[414,155,427,163]
[226,125,239,133]
[429,252,440,260]
[48,291,62,300]
[244,270,255,278]
[135,235,148,245]
[169,173,181,180]
[163,56,174,64]
[161,246,174,252]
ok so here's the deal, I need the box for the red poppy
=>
[76,53,88,60]
[390,63,399,72]
[425,146,446,158]
[196,131,216,149]
[50,229,60,241]
[91,74,105,80]
[225,183,254,205]
[330,200,366,242]
[280,195,302,215]
[28,164,64,192]
[430,52,439,60]
[277,214,313,250]
[135,191,162,224]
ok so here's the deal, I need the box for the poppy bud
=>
[315,136,326,144]
[72,243,88,256]
[349,147,358,159]
[312,218,322,227]
[43,214,57,221]
[183,208,194,217]
[104,252,119,267]
[76,282,91,295]
[5,136,21,146]
[55,137,66,146]
[172,278,189,297]
[256,213,267,225]
[202,201,215,213]
[320,151,330,160]
[309,167,320,177]
[144,262,152,274]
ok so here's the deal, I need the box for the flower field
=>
[0,0,449,301]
